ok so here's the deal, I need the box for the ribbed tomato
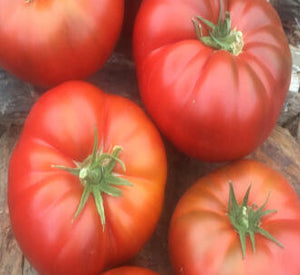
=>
[133,0,291,161]
[8,81,167,275]
[169,160,300,275]
[0,0,123,87]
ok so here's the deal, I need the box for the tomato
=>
[169,160,300,275]
[102,266,159,275]
[0,0,124,87]
[133,0,291,161]
[8,81,167,275]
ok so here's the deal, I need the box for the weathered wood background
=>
[1,0,300,274]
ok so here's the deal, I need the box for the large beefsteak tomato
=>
[169,160,300,275]
[102,266,159,275]
[8,81,167,275]
[0,0,123,87]
[133,0,291,161]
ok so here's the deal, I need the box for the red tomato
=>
[133,0,291,161]
[169,160,300,275]
[0,0,124,87]
[102,266,159,275]
[8,81,167,275]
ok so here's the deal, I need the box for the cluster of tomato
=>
[2,0,300,274]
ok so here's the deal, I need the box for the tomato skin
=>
[169,160,300,275]
[8,81,167,275]
[0,0,124,87]
[133,0,291,161]
[102,266,159,275]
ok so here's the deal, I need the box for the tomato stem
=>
[192,0,244,55]
[52,128,132,230]
[227,182,284,258]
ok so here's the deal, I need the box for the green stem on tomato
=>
[192,0,244,55]
[52,128,132,230]
[227,182,284,258]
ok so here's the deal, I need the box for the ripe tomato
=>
[102,266,159,275]
[133,0,291,161]
[0,0,123,87]
[169,160,300,275]
[8,81,167,275]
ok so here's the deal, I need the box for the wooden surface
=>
[1,1,300,274]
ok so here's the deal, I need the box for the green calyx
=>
[192,0,244,55]
[53,129,132,229]
[227,182,284,258]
